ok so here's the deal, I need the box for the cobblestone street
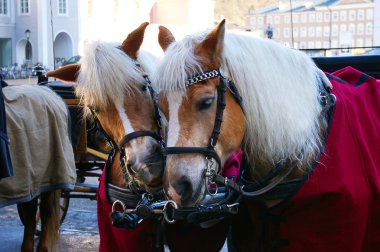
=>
[0,197,99,252]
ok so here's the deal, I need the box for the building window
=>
[340,10,347,21]
[284,15,290,24]
[340,24,347,33]
[349,10,356,21]
[301,14,307,23]
[366,22,373,35]
[316,26,322,37]
[332,25,339,36]
[274,15,280,24]
[316,12,322,22]
[309,13,315,23]
[366,9,373,20]
[324,26,330,37]
[20,0,29,14]
[324,12,330,22]
[284,28,290,38]
[293,27,298,38]
[332,11,338,21]
[357,23,364,35]
[58,0,67,15]
[267,16,273,25]
[357,9,364,21]
[308,27,315,37]
[308,41,314,49]
[293,14,299,23]
[348,24,355,35]
[300,27,307,37]
[0,0,8,15]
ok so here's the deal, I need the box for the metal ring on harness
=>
[163,200,178,224]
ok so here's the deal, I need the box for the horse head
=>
[47,22,165,193]
[156,21,245,207]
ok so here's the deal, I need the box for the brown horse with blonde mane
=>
[47,23,167,251]
[155,20,380,251]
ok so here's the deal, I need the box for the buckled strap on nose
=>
[164,146,221,168]
[119,131,163,149]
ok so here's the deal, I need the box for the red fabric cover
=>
[98,149,243,251]
[97,167,158,252]
[222,148,243,182]
[234,67,380,251]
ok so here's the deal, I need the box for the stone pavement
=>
[0,197,99,252]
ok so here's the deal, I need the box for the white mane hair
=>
[76,41,158,109]
[155,30,325,166]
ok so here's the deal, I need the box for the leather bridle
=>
[163,69,242,190]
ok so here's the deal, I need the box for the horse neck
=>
[245,106,329,182]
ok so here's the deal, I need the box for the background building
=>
[0,0,79,71]
[247,0,377,55]
[0,0,215,72]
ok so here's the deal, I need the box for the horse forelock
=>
[76,41,150,109]
[222,32,323,166]
[154,32,208,93]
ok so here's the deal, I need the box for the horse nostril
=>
[126,154,137,174]
[173,176,193,203]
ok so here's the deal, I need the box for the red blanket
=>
[233,67,380,251]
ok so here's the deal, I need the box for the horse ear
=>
[158,26,175,51]
[45,63,80,82]
[121,22,149,59]
[198,19,226,64]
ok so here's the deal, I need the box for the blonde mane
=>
[155,31,325,166]
[77,41,159,109]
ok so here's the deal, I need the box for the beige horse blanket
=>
[0,85,76,207]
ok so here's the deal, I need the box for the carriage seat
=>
[312,55,380,79]
[41,80,76,99]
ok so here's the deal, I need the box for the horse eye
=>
[141,85,147,93]
[197,97,215,111]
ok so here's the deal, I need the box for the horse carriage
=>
[1,20,380,251]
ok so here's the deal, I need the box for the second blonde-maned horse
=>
[47,22,167,251]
